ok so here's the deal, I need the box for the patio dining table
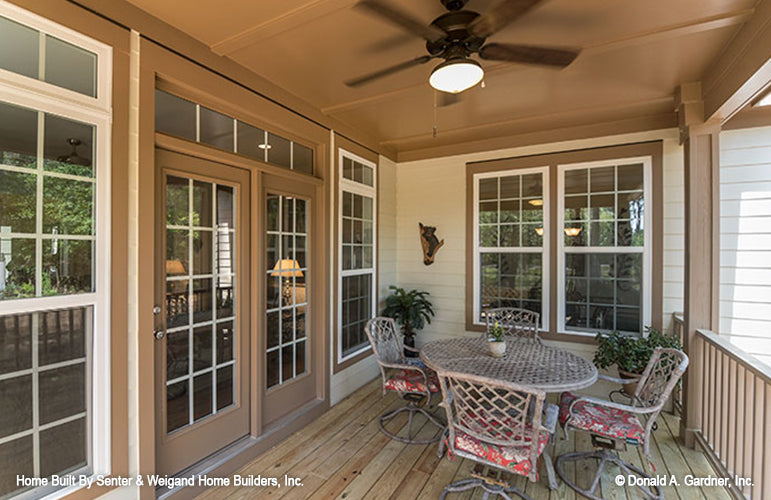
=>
[420,337,598,393]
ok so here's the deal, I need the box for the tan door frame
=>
[153,149,252,475]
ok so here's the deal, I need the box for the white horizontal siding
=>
[718,126,771,366]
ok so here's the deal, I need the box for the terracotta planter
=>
[618,369,641,396]
[489,340,506,358]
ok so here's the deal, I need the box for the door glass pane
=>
[266,193,309,388]
[164,174,237,433]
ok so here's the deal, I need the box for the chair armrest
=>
[567,394,659,417]
[404,345,421,354]
[598,373,641,385]
[542,403,559,434]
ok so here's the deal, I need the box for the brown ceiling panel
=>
[126,0,756,155]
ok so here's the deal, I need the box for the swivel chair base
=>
[379,393,445,444]
[556,449,662,500]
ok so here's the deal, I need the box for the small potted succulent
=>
[487,321,506,358]
[593,327,682,395]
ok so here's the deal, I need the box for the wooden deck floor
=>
[198,379,731,500]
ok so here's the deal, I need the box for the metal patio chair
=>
[482,307,541,343]
[436,371,559,499]
[364,317,445,444]
[556,347,689,499]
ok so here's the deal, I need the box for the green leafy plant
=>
[382,286,435,348]
[488,322,505,342]
[593,327,682,374]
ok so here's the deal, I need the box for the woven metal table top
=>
[420,337,598,393]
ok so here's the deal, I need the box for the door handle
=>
[154,329,165,340]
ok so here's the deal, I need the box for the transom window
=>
[155,90,314,175]
[338,150,376,362]
[473,168,549,327]
[558,160,651,335]
[0,15,96,98]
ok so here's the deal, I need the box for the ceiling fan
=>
[345,0,580,94]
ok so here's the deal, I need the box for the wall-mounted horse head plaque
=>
[419,222,444,266]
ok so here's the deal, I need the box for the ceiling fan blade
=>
[479,43,579,68]
[469,0,544,38]
[345,55,434,87]
[355,0,446,42]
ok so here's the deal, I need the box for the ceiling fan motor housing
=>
[427,10,486,58]
[440,0,469,11]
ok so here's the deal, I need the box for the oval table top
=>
[420,337,598,393]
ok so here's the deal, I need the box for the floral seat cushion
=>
[384,367,440,394]
[448,422,549,477]
[559,392,645,445]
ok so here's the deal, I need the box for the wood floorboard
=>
[198,383,731,500]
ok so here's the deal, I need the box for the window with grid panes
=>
[0,4,111,497]
[559,160,649,335]
[339,151,376,361]
[473,168,548,327]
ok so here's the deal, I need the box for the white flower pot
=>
[489,340,506,358]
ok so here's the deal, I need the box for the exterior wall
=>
[395,130,685,354]
[719,125,771,367]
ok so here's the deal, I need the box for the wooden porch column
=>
[677,82,720,448]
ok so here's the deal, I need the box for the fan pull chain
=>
[433,91,438,138]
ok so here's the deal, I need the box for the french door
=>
[262,175,318,425]
[154,150,250,475]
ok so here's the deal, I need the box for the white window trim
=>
[0,3,112,498]
[471,166,550,331]
[0,0,112,114]
[556,156,652,337]
[337,149,377,364]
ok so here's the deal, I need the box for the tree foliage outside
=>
[1,159,94,299]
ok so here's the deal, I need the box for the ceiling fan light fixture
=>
[429,58,484,94]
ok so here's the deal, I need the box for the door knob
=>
[154,329,165,340]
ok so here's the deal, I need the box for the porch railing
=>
[673,313,685,415]
[686,321,771,500]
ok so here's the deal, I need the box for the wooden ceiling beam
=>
[380,95,675,146]
[701,0,771,123]
[210,0,358,56]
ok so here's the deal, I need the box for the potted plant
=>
[593,327,682,395]
[487,321,506,358]
[382,286,435,356]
